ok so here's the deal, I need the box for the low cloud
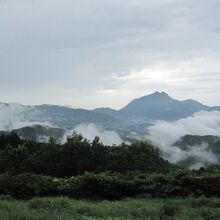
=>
[63,123,123,146]
[0,103,52,131]
[1,102,220,167]
[146,111,220,168]
[0,103,123,145]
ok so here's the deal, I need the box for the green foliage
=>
[0,132,173,177]
[28,197,71,211]
[160,201,181,217]
[0,173,59,199]
[0,194,14,201]
[1,197,220,220]
[0,133,220,200]
[0,170,220,199]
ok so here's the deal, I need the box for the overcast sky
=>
[1,0,220,109]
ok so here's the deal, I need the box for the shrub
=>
[0,194,15,201]
[28,197,71,211]
[0,173,59,198]
[0,171,220,199]
[160,201,181,217]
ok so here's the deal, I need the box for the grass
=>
[0,196,220,219]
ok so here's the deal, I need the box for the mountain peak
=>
[119,91,212,122]
[151,91,169,97]
[119,91,175,118]
[139,91,172,101]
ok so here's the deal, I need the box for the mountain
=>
[93,107,118,117]
[119,92,211,122]
[12,125,66,142]
[212,106,220,111]
[95,92,217,123]
[0,102,122,130]
[174,135,220,168]
[1,93,220,169]
[1,92,220,135]
[30,105,123,129]
[174,135,220,151]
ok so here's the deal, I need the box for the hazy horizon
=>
[1,0,220,109]
[1,91,220,110]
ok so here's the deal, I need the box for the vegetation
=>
[0,132,220,201]
[0,170,220,200]
[0,132,172,177]
[0,196,220,220]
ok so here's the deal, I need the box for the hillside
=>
[0,102,122,130]
[174,135,220,168]
[0,132,173,177]
[1,92,220,131]
[95,92,215,123]
[12,125,66,143]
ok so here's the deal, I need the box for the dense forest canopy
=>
[0,132,172,177]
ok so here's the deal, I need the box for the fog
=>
[0,103,52,131]
[64,123,123,146]
[1,102,220,167]
[0,103,123,145]
[147,111,220,168]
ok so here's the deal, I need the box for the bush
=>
[0,171,220,199]
[28,197,71,211]
[160,201,181,217]
[0,173,59,198]
[0,133,173,177]
[0,194,15,201]
[199,207,218,220]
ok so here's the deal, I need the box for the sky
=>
[0,0,220,109]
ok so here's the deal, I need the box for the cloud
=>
[0,103,52,131]
[63,123,123,145]
[113,57,220,106]
[146,111,220,168]
[0,0,220,108]
[0,103,123,145]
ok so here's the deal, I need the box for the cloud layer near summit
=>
[1,0,220,108]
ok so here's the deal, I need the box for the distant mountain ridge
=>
[94,91,218,123]
[0,102,122,130]
[1,92,220,131]
[30,104,121,129]
[1,93,220,169]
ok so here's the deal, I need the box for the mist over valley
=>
[1,91,220,169]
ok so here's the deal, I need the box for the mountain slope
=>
[0,103,122,130]
[31,105,121,129]
[95,92,217,123]
[119,92,210,122]
[93,107,118,117]
[173,135,220,168]
[1,92,220,133]
[175,135,220,152]
[12,125,66,142]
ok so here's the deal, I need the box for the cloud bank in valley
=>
[0,103,123,145]
[146,111,220,168]
[64,123,123,146]
[1,102,220,167]
[0,103,52,131]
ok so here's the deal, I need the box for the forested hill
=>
[0,132,172,177]
[1,132,220,200]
